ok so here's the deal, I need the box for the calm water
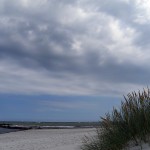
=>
[0,127,20,134]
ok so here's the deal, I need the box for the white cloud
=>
[135,0,150,21]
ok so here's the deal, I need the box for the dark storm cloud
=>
[0,0,149,95]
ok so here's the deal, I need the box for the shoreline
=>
[0,125,96,134]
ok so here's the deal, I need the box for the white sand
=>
[0,128,149,150]
[127,143,150,150]
[0,128,95,150]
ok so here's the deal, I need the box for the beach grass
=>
[81,88,150,150]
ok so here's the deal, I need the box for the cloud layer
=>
[0,0,150,96]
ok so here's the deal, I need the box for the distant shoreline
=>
[0,124,96,134]
[0,121,98,132]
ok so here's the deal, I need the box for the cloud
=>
[0,0,150,96]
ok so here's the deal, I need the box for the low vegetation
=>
[81,88,150,150]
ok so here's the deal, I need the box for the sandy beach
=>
[0,128,95,150]
[0,128,150,150]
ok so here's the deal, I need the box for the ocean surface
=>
[0,121,98,134]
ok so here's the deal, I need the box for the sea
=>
[0,121,98,134]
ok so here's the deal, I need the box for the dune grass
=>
[81,88,150,150]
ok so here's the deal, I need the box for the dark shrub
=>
[81,88,150,150]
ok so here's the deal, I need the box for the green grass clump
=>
[81,88,150,150]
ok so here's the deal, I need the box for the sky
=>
[0,0,150,122]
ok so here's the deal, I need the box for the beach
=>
[0,128,95,150]
[0,128,150,150]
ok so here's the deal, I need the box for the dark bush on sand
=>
[81,88,150,150]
